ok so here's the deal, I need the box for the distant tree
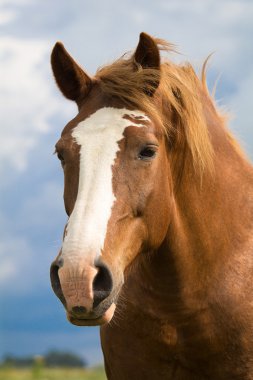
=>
[44,350,87,367]
[1,354,34,367]
[1,350,87,368]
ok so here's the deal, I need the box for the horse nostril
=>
[72,306,87,315]
[50,259,66,306]
[93,261,113,308]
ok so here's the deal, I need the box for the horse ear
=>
[51,42,92,104]
[134,32,160,96]
[134,32,160,69]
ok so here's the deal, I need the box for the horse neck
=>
[137,97,253,318]
[169,99,253,277]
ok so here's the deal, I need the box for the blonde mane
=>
[95,39,220,174]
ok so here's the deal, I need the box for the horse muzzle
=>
[50,256,118,326]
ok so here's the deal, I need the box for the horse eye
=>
[138,147,157,160]
[57,152,65,166]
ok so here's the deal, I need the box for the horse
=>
[50,32,253,379]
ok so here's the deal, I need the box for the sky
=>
[0,0,252,367]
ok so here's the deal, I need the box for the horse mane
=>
[95,38,239,175]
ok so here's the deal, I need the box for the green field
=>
[0,367,106,380]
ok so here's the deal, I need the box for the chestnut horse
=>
[50,33,253,379]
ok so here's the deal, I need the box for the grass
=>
[0,366,106,380]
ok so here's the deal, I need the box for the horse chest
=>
[101,319,179,380]
[100,295,253,380]
[101,321,253,380]
[100,298,201,379]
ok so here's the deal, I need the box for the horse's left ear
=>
[134,32,160,96]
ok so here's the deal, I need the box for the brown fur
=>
[50,33,253,379]
[97,41,214,175]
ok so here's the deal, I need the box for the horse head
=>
[50,33,172,326]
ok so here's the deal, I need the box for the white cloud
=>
[155,0,253,79]
[0,9,16,25]
[0,36,73,176]
[18,180,65,232]
[228,71,253,159]
[0,237,32,290]
[0,177,66,295]
[0,0,32,24]
[0,0,32,4]
[0,232,54,296]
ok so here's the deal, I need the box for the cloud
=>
[0,0,32,27]
[0,9,16,25]
[0,176,66,296]
[17,180,64,231]
[0,36,74,177]
[0,236,32,291]
[0,37,50,173]
[156,0,253,74]
[228,71,253,159]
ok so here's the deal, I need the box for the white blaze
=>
[61,107,149,264]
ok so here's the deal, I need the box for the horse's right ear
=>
[51,42,92,105]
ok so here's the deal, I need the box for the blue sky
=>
[0,0,252,366]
